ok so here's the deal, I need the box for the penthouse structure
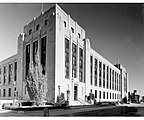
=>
[0,4,129,105]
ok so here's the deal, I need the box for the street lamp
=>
[13,81,17,106]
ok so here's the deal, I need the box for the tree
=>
[26,51,47,106]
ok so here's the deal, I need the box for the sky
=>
[0,3,144,95]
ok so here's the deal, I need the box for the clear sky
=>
[0,3,144,95]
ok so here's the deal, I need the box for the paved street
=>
[0,103,144,117]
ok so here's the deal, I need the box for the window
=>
[71,27,74,33]
[72,43,77,78]
[14,62,17,82]
[99,91,101,99]
[107,92,108,99]
[79,71,82,82]
[0,89,1,97]
[3,89,6,97]
[65,66,69,78]
[36,24,40,31]
[103,64,105,88]
[95,90,97,98]
[115,72,117,91]
[79,48,83,82]
[103,92,105,99]
[41,36,46,74]
[44,19,48,26]
[78,33,80,38]
[29,29,32,35]
[72,69,76,78]
[90,56,93,85]
[117,73,118,91]
[65,38,70,78]
[8,64,12,84]
[113,93,114,99]
[33,40,38,64]
[0,68,1,84]
[106,66,109,89]
[94,59,97,86]
[110,93,111,99]
[3,66,7,84]
[64,21,67,27]
[26,44,30,77]
[99,61,102,87]
[112,70,114,90]
[110,68,111,89]
[8,88,11,97]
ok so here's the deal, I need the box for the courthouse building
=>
[0,4,129,105]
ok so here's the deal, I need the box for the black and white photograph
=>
[0,1,144,117]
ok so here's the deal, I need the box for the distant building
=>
[0,4,129,105]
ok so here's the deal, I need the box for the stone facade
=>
[0,4,129,105]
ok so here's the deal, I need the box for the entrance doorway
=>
[74,85,78,101]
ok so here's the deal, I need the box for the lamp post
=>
[13,81,16,106]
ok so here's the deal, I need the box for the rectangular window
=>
[0,89,1,97]
[0,68,1,84]
[94,59,97,86]
[72,43,77,78]
[99,91,101,99]
[41,36,46,74]
[72,69,76,78]
[107,92,108,99]
[79,71,83,82]
[44,19,48,26]
[106,66,109,89]
[103,64,105,88]
[103,92,105,99]
[78,33,80,38]
[110,93,111,99]
[3,89,6,97]
[29,29,32,35]
[79,48,83,82]
[65,66,69,79]
[112,70,114,90]
[90,56,93,85]
[71,27,74,33]
[26,44,30,77]
[14,62,17,82]
[99,61,102,87]
[3,66,7,84]
[8,88,11,97]
[95,90,97,98]
[64,21,67,27]
[113,93,114,99]
[36,24,40,31]
[65,38,70,78]
[119,74,121,91]
[115,72,117,91]
[110,68,111,89]
[117,73,118,91]
[8,64,12,84]
[33,40,38,64]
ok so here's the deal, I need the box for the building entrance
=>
[74,85,78,101]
